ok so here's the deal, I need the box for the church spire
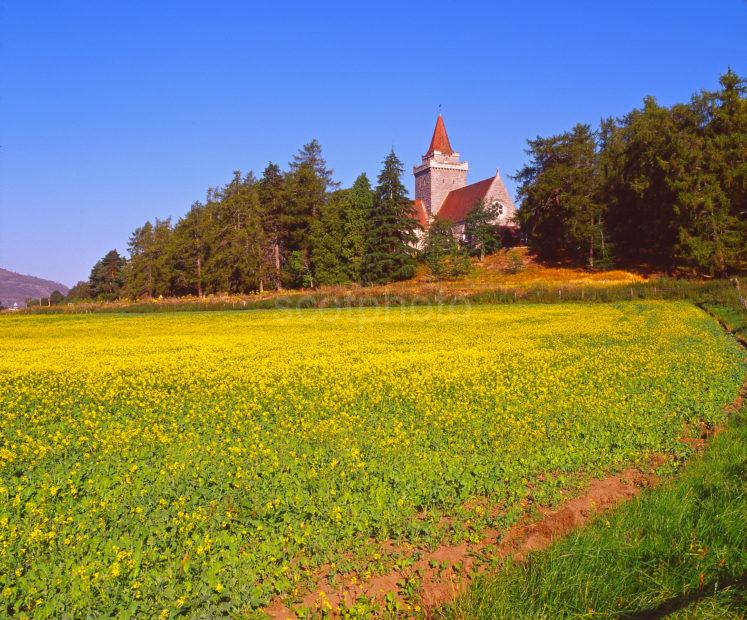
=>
[425,115,454,157]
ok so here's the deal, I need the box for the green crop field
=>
[0,302,744,618]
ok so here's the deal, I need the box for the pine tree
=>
[667,70,747,274]
[208,171,268,293]
[124,219,173,298]
[283,148,329,287]
[515,124,605,268]
[171,202,213,296]
[311,189,350,286]
[341,173,373,283]
[362,151,419,284]
[290,139,339,190]
[600,98,680,267]
[89,249,126,300]
[258,162,286,289]
[463,200,502,261]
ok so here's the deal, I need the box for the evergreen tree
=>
[463,199,502,261]
[310,189,350,286]
[283,158,327,287]
[290,139,339,190]
[66,281,91,302]
[89,249,126,300]
[341,173,373,283]
[600,98,680,267]
[516,124,606,268]
[49,290,65,305]
[362,151,419,284]
[208,171,268,293]
[666,70,747,274]
[258,162,286,289]
[171,202,213,296]
[124,218,173,298]
[422,218,471,279]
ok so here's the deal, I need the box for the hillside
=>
[0,267,69,307]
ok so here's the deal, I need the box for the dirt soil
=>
[264,467,657,619]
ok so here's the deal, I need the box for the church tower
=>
[413,115,469,217]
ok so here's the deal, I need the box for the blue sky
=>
[1,1,745,286]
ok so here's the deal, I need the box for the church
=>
[412,115,516,237]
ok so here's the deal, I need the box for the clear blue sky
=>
[1,1,745,286]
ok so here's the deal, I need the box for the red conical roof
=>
[425,115,454,156]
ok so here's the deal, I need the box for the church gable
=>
[437,172,516,226]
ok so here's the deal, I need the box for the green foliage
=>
[341,173,374,283]
[516,124,605,268]
[48,290,65,305]
[206,171,268,293]
[170,202,212,296]
[362,151,419,284]
[523,70,746,275]
[123,219,174,298]
[310,190,350,286]
[257,162,286,289]
[463,200,502,260]
[88,249,126,300]
[423,218,471,279]
[65,281,91,302]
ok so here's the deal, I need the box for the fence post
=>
[733,278,747,310]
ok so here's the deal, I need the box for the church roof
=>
[412,199,429,228]
[425,115,454,156]
[437,176,495,223]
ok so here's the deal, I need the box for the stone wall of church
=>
[415,165,468,217]
[430,167,468,216]
[414,169,432,215]
[483,173,517,225]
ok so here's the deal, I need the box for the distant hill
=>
[0,268,69,308]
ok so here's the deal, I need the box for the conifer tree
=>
[341,173,373,283]
[290,139,339,190]
[208,171,267,293]
[258,162,286,288]
[310,189,349,285]
[362,151,419,284]
[171,202,213,296]
[516,124,604,268]
[667,70,747,274]
[89,249,126,300]
[124,218,173,298]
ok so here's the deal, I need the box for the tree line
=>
[61,144,504,303]
[516,69,746,275]
[55,70,745,305]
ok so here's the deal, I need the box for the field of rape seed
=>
[0,302,744,617]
